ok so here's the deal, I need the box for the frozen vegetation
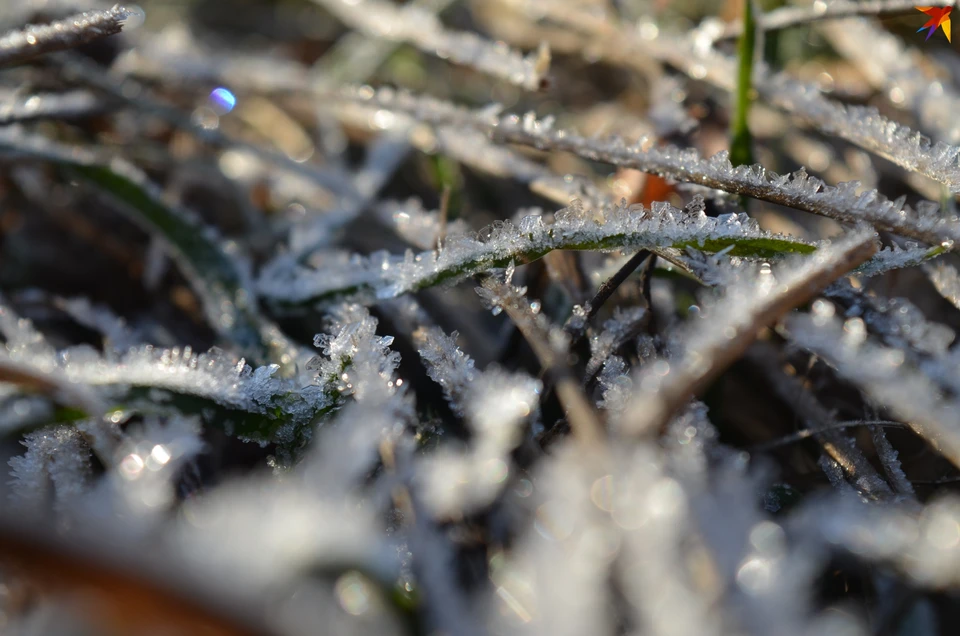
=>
[4,1,960,634]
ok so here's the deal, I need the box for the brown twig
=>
[0,514,274,636]
[620,229,878,438]
[0,7,132,68]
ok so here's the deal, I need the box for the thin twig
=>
[746,344,895,500]
[563,250,650,343]
[0,6,134,68]
[751,420,907,451]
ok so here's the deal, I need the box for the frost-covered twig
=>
[314,0,551,90]
[0,5,138,68]
[337,87,960,246]
[760,73,960,194]
[871,424,916,497]
[752,420,905,450]
[564,250,650,343]
[257,196,814,309]
[617,227,878,437]
[785,308,960,470]
[821,18,960,145]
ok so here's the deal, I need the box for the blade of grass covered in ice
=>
[313,0,551,90]
[0,127,294,368]
[0,358,106,420]
[335,87,960,246]
[0,301,398,447]
[853,243,948,278]
[0,5,139,68]
[730,0,757,170]
[616,227,878,438]
[257,196,815,310]
[785,308,960,471]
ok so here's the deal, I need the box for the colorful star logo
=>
[916,6,953,42]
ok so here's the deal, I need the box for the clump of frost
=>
[414,326,541,515]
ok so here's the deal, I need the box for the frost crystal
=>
[414,326,541,515]
[9,425,91,514]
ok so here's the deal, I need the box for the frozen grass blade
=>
[0,5,139,68]
[0,127,294,367]
[337,87,960,246]
[258,195,814,309]
[0,90,104,125]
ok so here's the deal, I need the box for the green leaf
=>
[731,0,758,171]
